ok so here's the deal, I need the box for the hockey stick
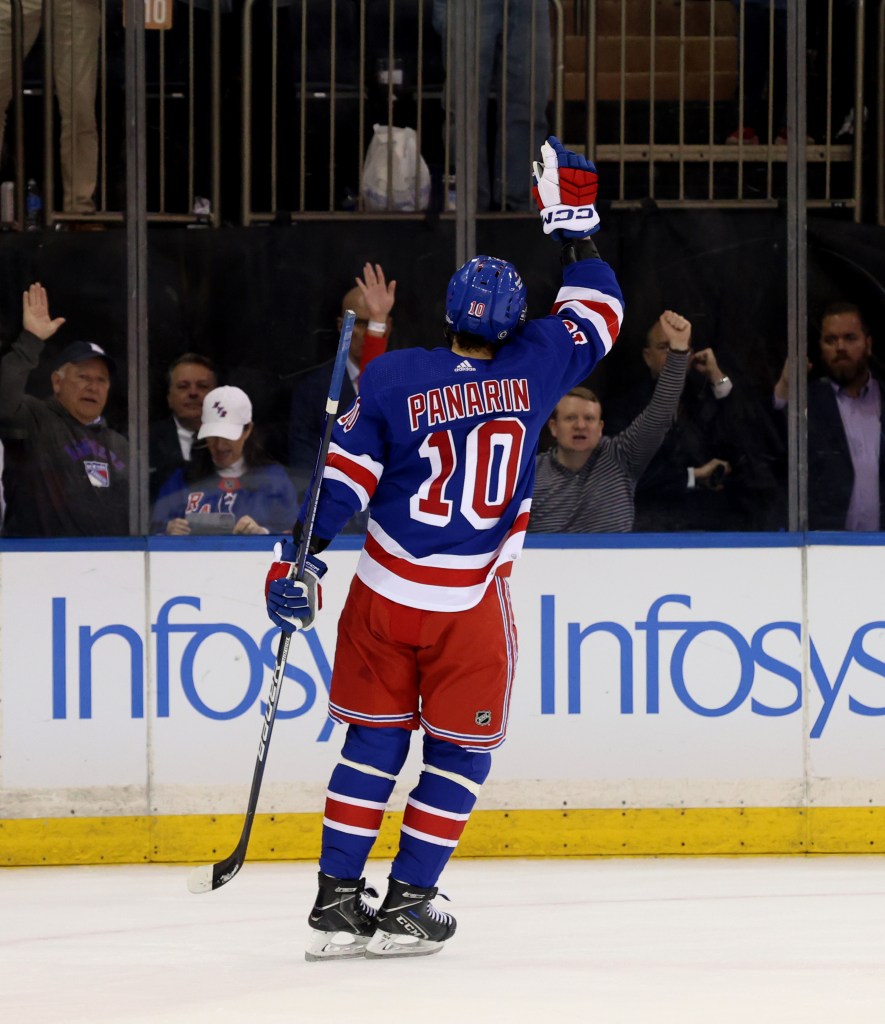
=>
[187,309,356,894]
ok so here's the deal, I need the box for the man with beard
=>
[775,302,881,530]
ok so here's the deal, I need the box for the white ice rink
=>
[2,857,884,1024]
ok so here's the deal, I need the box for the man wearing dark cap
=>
[0,282,129,536]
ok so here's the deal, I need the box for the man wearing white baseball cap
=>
[151,385,298,536]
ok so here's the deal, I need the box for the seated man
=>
[0,282,128,536]
[528,311,691,533]
[149,352,217,501]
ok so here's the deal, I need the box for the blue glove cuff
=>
[553,225,601,240]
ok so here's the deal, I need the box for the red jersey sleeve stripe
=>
[325,451,380,498]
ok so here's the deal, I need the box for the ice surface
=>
[1,857,884,1023]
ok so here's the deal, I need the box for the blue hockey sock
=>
[390,734,492,888]
[319,724,411,881]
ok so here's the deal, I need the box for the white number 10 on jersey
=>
[410,418,526,529]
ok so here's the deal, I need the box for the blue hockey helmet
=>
[444,255,528,343]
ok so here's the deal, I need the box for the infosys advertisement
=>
[1,541,884,818]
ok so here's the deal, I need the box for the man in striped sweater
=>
[528,310,692,533]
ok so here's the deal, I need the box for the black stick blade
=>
[187,854,242,894]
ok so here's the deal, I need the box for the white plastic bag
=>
[360,124,431,212]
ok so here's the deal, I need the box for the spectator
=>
[603,315,781,530]
[432,0,551,210]
[0,282,128,536]
[288,261,394,496]
[151,384,298,536]
[775,301,882,530]
[149,352,217,501]
[0,0,100,214]
[528,311,692,533]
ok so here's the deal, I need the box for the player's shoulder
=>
[375,345,447,366]
[361,345,452,388]
[506,317,562,353]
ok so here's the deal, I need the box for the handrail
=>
[852,0,866,223]
[241,0,255,226]
[10,0,24,227]
[879,0,884,224]
[0,0,871,225]
[551,0,564,140]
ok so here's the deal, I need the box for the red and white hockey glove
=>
[532,136,600,239]
[265,540,327,633]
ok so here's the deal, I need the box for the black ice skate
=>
[365,877,457,959]
[305,871,379,962]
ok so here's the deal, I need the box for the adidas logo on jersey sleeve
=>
[454,359,476,372]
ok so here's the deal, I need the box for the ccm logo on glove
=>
[541,207,599,229]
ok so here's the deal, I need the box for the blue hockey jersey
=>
[307,257,623,611]
[152,462,299,535]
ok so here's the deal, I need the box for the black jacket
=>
[807,377,885,530]
[149,415,189,502]
[604,369,783,531]
[288,359,357,487]
[0,331,129,537]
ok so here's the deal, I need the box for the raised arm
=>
[354,261,396,372]
[612,311,692,480]
[530,136,624,398]
[23,282,67,341]
[354,261,396,325]
[0,283,66,425]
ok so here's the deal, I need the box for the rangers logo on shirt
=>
[185,492,206,514]
[85,461,110,488]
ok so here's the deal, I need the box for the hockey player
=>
[265,137,624,961]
